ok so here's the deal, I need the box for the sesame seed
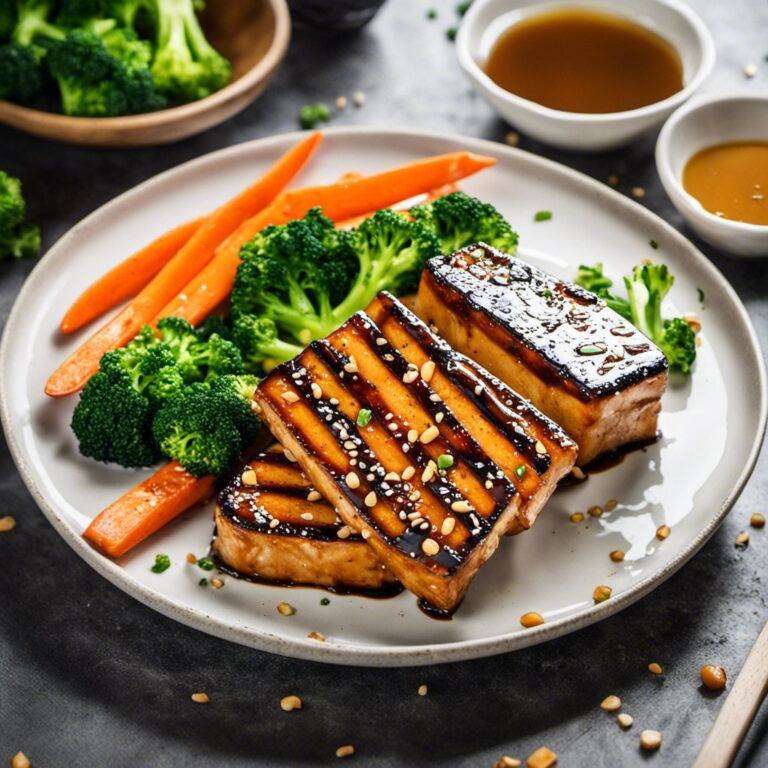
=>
[277,602,296,616]
[744,63,757,77]
[361,529,371,539]
[420,425,439,444]
[10,753,30,768]
[417,684,428,696]
[593,585,612,603]
[504,131,519,147]
[335,95,347,110]
[600,695,621,712]
[451,500,473,513]
[345,472,360,489]
[640,730,662,751]
[485,480,493,489]
[301,512,315,522]
[535,440,547,455]
[269,518,280,529]
[210,578,224,589]
[375,336,386,346]
[520,612,544,628]
[656,524,671,540]
[307,490,321,502]
[631,186,645,199]
[352,90,366,106]
[186,552,197,564]
[525,747,557,768]
[384,471,400,482]
[337,525,352,539]
[191,692,209,704]
[401,465,415,480]
[344,356,358,373]
[648,662,663,675]
[735,531,750,547]
[617,713,633,729]
[474,384,483,396]
[281,391,300,404]
[311,382,323,399]
[280,694,302,711]
[403,369,419,384]
[570,512,585,523]
[420,360,436,382]
[429,393,442,402]
[308,630,326,642]
[441,517,456,535]
[407,429,418,443]
[409,490,421,501]
[435,412,444,423]
[241,469,258,486]
[336,744,355,758]
[421,461,437,483]
[588,505,603,518]
[609,550,625,562]
[365,491,377,507]
[751,513,765,528]
[421,537,440,556]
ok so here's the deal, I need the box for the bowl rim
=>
[655,92,768,237]
[456,0,716,123]
[0,0,291,131]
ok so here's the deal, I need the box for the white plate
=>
[1,128,765,667]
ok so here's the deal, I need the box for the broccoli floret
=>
[0,2,16,39]
[151,374,260,478]
[331,208,440,321]
[0,170,40,259]
[232,208,356,341]
[658,316,696,374]
[232,314,302,373]
[410,192,519,255]
[0,42,42,102]
[299,102,330,130]
[47,27,166,116]
[575,262,631,320]
[194,313,231,341]
[143,0,231,103]
[12,0,62,49]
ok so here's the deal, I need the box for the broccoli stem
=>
[14,0,63,47]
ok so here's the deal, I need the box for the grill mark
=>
[344,312,517,515]
[376,294,553,475]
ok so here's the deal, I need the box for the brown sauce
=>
[683,141,768,225]
[483,7,684,114]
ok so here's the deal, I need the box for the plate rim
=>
[2,126,765,667]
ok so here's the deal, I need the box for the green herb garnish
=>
[515,465,526,478]
[197,556,215,571]
[199,578,209,587]
[446,27,457,41]
[357,408,372,427]
[542,288,553,299]
[426,8,437,19]
[697,288,705,304]
[151,553,171,573]
[534,210,553,222]
[456,0,472,16]
[649,239,659,250]
[299,103,330,130]
[437,454,454,470]
[320,597,331,606]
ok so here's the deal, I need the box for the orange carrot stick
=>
[83,462,214,558]
[45,132,323,397]
[156,153,494,327]
[60,217,204,334]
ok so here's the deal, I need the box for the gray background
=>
[2,1,767,765]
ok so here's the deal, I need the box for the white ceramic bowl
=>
[456,0,715,151]
[656,95,768,258]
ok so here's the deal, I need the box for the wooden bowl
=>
[0,0,291,147]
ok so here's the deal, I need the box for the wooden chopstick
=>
[692,619,768,768]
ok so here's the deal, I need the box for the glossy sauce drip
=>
[683,141,768,225]
[483,7,683,114]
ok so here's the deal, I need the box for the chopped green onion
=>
[534,210,553,222]
[542,289,553,299]
[446,26,457,41]
[151,553,171,573]
[197,556,215,571]
[357,408,372,427]
[320,597,331,606]
[649,239,659,250]
[199,578,209,587]
[426,8,437,19]
[437,454,454,470]
[697,288,705,304]
[515,465,526,478]
[456,0,472,16]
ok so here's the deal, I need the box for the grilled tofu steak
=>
[214,446,399,593]
[417,244,668,465]
[254,293,576,613]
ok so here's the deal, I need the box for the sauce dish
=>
[456,0,715,151]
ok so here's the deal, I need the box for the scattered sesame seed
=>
[631,186,645,199]
[311,382,323,399]
[335,95,347,110]
[609,549,625,562]
[401,465,416,480]
[361,529,371,540]
[744,63,757,77]
[735,531,750,547]
[534,440,547,455]
[656,524,671,540]
[617,713,634,729]
[375,336,386,346]
[569,512,585,523]
[648,662,663,675]
[520,611,544,628]
[593,585,612,603]
[352,90,366,106]
[421,537,440,556]
[269,518,280,529]
[281,391,300,404]
[504,131,519,147]
[300,512,314,521]
[441,517,456,535]
[0,515,17,533]
[421,360,436,382]
[403,368,419,384]
[191,692,210,704]
[525,746,557,768]
[420,425,440,444]
[751,513,765,528]
[277,602,296,616]
[345,472,360,489]
[365,491,377,507]
[344,356,358,373]
[307,490,322,502]
[337,525,352,540]
[210,578,224,589]
[281,694,302,711]
[422,461,437,483]
[451,500,473,513]
[241,469,258,486]
[308,630,326,641]
[607,174,620,186]
[640,730,662,751]
[336,744,355,758]
[600,695,621,712]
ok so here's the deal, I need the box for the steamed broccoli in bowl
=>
[0,0,231,116]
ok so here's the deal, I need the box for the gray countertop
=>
[2,1,768,766]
